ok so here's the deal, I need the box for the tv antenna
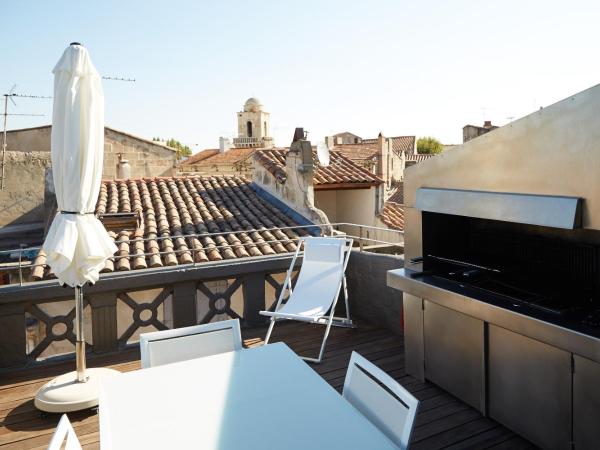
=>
[2,85,51,189]
[1,75,134,189]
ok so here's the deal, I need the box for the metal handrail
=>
[0,222,403,287]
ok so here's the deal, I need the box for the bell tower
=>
[234,98,273,148]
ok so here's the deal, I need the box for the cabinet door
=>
[423,301,485,412]
[488,325,571,450]
[573,355,600,450]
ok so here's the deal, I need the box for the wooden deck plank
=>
[0,321,534,449]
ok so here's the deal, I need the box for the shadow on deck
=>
[0,321,535,449]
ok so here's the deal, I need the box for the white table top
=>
[99,342,398,450]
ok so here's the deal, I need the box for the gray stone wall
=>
[0,151,51,227]
[345,250,404,334]
[4,126,177,179]
[103,128,176,179]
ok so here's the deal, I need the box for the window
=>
[264,121,267,136]
[247,121,253,137]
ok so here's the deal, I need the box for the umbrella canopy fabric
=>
[42,44,117,287]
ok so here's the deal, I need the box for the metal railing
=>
[0,222,403,288]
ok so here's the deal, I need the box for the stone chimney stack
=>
[325,135,335,149]
[483,120,493,128]
[219,137,232,153]
[116,153,131,180]
[376,132,386,179]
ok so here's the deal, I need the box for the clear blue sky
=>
[2,0,599,151]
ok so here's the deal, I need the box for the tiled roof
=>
[188,148,257,166]
[332,143,380,163]
[406,153,436,163]
[379,184,405,231]
[254,148,383,187]
[379,202,405,231]
[180,149,219,166]
[361,136,415,155]
[32,175,308,280]
[391,136,415,154]
[387,183,404,205]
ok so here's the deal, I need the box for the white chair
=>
[139,319,242,369]
[47,414,82,450]
[260,236,354,363]
[343,352,419,450]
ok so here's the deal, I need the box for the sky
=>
[2,0,599,152]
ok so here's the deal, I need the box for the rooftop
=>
[32,175,308,280]
[254,148,383,189]
[181,147,257,168]
[0,321,533,449]
[180,149,219,166]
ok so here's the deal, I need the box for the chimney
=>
[483,120,493,128]
[116,153,131,180]
[325,135,335,149]
[376,132,385,179]
[219,137,232,153]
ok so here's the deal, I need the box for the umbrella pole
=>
[75,285,87,382]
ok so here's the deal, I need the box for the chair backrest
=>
[343,352,419,450]
[47,414,82,450]
[139,319,242,369]
[282,237,351,317]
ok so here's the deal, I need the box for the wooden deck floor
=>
[0,321,536,449]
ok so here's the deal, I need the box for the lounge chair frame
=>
[262,236,354,363]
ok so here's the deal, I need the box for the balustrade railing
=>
[0,223,403,370]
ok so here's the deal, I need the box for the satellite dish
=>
[316,140,330,167]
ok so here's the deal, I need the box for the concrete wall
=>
[0,151,51,226]
[403,83,600,264]
[4,126,177,179]
[314,190,337,222]
[345,250,404,334]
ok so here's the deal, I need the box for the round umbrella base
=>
[34,368,121,413]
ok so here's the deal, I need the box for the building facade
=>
[4,125,177,179]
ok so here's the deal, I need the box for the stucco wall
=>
[5,126,176,179]
[402,83,600,262]
[314,190,337,222]
[0,151,51,226]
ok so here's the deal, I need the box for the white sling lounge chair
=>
[343,352,419,450]
[260,236,354,363]
[47,414,82,450]
[139,319,242,369]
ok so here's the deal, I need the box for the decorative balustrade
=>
[0,255,299,370]
[0,223,404,371]
[232,137,274,148]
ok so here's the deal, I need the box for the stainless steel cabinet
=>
[423,300,485,412]
[488,325,571,450]
[573,355,600,450]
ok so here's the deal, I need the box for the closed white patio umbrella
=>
[35,43,119,413]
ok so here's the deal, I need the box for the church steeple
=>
[234,97,273,148]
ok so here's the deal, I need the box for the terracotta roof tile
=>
[406,153,436,163]
[188,148,257,166]
[180,149,219,166]
[379,202,405,231]
[254,148,383,187]
[332,143,380,162]
[387,183,404,205]
[31,175,309,281]
[360,136,415,155]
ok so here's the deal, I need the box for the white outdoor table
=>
[99,342,398,449]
